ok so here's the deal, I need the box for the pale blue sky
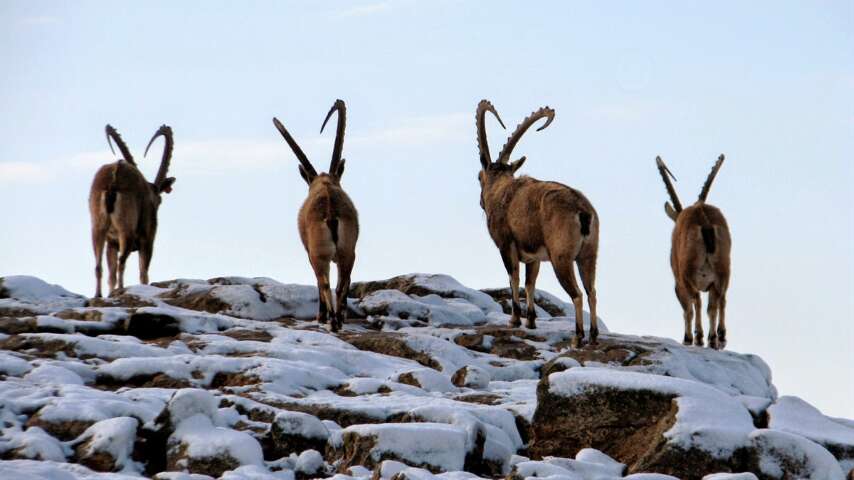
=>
[1,1,852,417]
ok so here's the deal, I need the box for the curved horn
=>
[320,99,346,175]
[698,154,725,202]
[105,125,135,166]
[655,156,683,213]
[475,99,506,169]
[273,117,317,177]
[497,106,554,164]
[144,125,174,187]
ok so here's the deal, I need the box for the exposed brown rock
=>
[221,328,273,342]
[94,372,192,390]
[530,375,736,480]
[342,332,441,371]
[124,312,181,340]
[26,414,94,442]
[165,442,241,478]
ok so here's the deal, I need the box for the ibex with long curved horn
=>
[89,125,176,298]
[476,100,600,347]
[656,154,731,349]
[273,99,358,332]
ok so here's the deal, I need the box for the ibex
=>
[656,154,731,349]
[476,100,600,347]
[89,125,176,298]
[273,99,358,332]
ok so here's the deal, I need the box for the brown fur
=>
[476,100,600,347]
[274,100,359,332]
[89,125,176,298]
[656,155,731,349]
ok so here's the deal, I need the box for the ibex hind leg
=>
[310,259,334,329]
[692,294,704,347]
[334,255,355,332]
[523,261,540,329]
[106,242,119,295]
[577,254,598,345]
[552,254,585,348]
[716,291,727,349]
[675,285,693,345]
[91,228,108,298]
[500,247,522,328]
[706,291,720,350]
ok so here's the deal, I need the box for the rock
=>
[335,423,468,473]
[395,369,455,392]
[766,396,854,468]
[350,274,501,315]
[154,277,320,320]
[166,414,264,477]
[263,411,330,460]
[26,414,95,442]
[74,417,138,472]
[125,311,181,340]
[531,368,755,479]
[744,429,844,479]
[343,332,441,371]
[0,427,67,461]
[451,366,490,389]
[0,276,87,317]
[295,449,325,478]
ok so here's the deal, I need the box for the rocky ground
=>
[0,273,851,480]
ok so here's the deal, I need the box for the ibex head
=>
[475,100,555,208]
[655,154,725,222]
[273,99,347,187]
[105,124,176,206]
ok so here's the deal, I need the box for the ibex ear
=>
[664,201,678,221]
[159,177,176,194]
[334,158,346,180]
[510,156,527,174]
[298,165,313,185]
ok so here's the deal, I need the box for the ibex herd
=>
[88,99,731,350]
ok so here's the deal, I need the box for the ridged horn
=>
[497,106,555,164]
[320,99,346,175]
[144,125,174,187]
[698,154,725,203]
[655,156,683,213]
[475,99,506,169]
[273,117,317,177]
[105,125,135,166]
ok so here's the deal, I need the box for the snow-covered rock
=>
[0,273,849,480]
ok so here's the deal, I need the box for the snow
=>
[548,368,756,457]
[273,410,329,440]
[767,395,854,450]
[295,449,324,474]
[74,417,139,472]
[23,365,84,386]
[0,426,67,462]
[171,414,265,467]
[0,276,87,314]
[343,423,468,472]
[748,429,845,479]
[455,366,490,389]
[702,474,759,480]
[0,273,849,480]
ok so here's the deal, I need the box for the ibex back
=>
[475,100,600,347]
[89,125,176,298]
[273,100,359,333]
[656,154,731,349]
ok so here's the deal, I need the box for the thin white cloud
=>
[0,111,471,184]
[0,162,53,184]
[337,0,398,17]
[18,16,61,26]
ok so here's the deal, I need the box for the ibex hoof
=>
[708,335,719,350]
[571,335,586,348]
[693,335,704,347]
[683,334,693,346]
[317,316,328,324]
[508,317,522,328]
[524,319,536,329]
